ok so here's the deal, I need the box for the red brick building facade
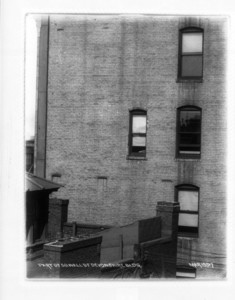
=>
[35,15,227,278]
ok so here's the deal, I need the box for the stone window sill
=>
[178,234,198,240]
[175,158,201,162]
[126,156,147,161]
[176,78,203,83]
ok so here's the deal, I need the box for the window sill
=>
[178,233,198,239]
[175,158,201,162]
[175,154,201,161]
[176,78,203,83]
[126,156,147,161]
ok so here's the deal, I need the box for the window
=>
[176,266,196,279]
[176,106,202,158]
[175,184,199,237]
[178,27,204,79]
[128,109,147,157]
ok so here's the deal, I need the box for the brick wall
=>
[41,15,227,278]
[48,198,69,240]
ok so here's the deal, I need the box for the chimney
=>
[156,201,180,240]
[48,198,69,240]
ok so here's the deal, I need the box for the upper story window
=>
[178,27,204,79]
[128,109,147,158]
[175,184,199,237]
[176,106,202,159]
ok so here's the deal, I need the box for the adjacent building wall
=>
[35,16,49,178]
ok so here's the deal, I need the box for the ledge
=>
[126,156,147,161]
[175,158,201,162]
[157,201,180,213]
[49,198,69,205]
[44,236,102,253]
[26,240,46,252]
[64,222,112,230]
[176,79,203,83]
[140,237,172,248]
[178,234,198,240]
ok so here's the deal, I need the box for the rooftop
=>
[26,172,63,192]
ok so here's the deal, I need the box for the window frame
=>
[175,184,199,238]
[176,105,202,159]
[178,27,204,80]
[128,109,147,158]
[176,265,196,279]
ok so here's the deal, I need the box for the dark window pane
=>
[132,146,146,154]
[180,111,201,132]
[179,146,200,154]
[179,133,200,145]
[179,132,200,154]
[181,56,203,77]
[178,226,198,234]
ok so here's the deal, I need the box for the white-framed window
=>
[178,27,204,79]
[128,109,147,158]
[175,184,199,237]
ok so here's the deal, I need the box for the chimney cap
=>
[156,201,180,212]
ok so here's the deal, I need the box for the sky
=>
[25,15,37,140]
